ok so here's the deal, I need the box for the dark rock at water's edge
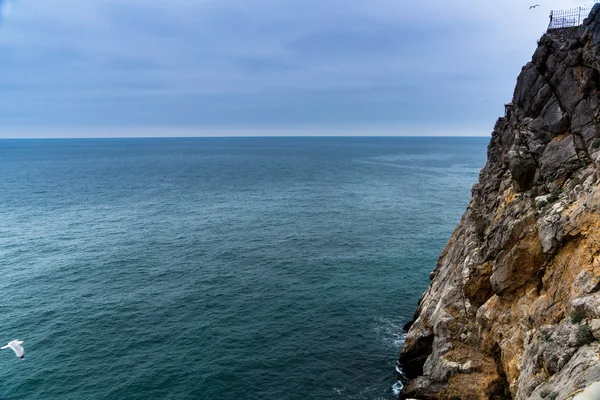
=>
[399,5,600,399]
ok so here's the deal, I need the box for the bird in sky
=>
[1,340,24,359]
[530,4,540,9]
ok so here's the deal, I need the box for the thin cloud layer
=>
[0,0,587,137]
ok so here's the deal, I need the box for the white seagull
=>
[2,340,24,359]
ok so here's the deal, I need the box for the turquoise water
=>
[0,137,487,399]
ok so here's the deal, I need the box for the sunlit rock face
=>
[398,6,600,399]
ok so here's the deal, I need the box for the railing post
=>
[547,6,593,32]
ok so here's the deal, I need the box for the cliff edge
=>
[399,6,600,400]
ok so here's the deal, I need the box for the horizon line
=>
[0,126,492,139]
[0,134,492,140]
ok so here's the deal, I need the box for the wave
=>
[392,380,404,396]
[373,316,407,349]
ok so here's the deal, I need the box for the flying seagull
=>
[1,340,24,359]
[530,4,540,9]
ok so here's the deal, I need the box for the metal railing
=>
[548,4,594,30]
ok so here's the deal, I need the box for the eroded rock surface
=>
[399,7,600,400]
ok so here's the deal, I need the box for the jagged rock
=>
[539,134,581,182]
[529,343,600,400]
[490,238,543,296]
[538,100,570,134]
[539,324,579,374]
[572,270,600,295]
[589,319,600,340]
[508,149,537,192]
[538,214,561,254]
[572,295,600,319]
[399,8,600,399]
[400,376,444,399]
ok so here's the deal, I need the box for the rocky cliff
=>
[398,7,600,400]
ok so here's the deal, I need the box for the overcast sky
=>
[0,0,589,137]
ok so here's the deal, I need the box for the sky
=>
[0,0,590,137]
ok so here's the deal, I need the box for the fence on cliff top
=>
[548,4,594,30]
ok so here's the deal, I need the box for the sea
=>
[0,137,488,400]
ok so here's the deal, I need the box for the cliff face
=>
[399,7,600,400]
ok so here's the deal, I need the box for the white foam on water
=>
[372,317,409,398]
[373,317,407,348]
[392,380,404,396]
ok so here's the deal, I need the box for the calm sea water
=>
[0,137,487,400]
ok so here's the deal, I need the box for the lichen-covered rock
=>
[398,12,600,400]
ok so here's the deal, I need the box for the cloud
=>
[0,0,589,136]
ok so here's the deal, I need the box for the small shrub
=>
[538,200,548,208]
[540,388,551,398]
[577,324,595,345]
[549,392,559,400]
[531,198,537,211]
[592,138,600,149]
[543,332,552,342]
[561,353,573,365]
[545,186,562,203]
[571,312,585,324]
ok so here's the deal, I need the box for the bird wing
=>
[9,343,24,357]
[0,345,8,350]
